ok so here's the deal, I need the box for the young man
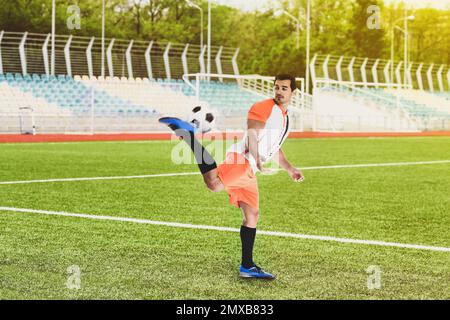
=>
[159,74,304,280]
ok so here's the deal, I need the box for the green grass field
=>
[0,137,449,299]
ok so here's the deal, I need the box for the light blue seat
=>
[2,73,158,117]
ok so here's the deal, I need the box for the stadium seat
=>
[0,72,158,118]
[319,85,450,122]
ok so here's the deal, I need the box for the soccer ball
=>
[188,106,215,133]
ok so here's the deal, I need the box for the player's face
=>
[274,80,294,105]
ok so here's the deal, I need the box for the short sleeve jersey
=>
[228,99,290,173]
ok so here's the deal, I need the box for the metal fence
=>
[310,54,450,92]
[0,31,240,80]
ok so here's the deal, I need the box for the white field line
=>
[296,160,450,170]
[1,206,449,253]
[0,172,201,185]
[0,160,449,185]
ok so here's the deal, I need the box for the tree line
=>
[0,0,449,77]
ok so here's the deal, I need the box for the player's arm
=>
[247,119,265,172]
[272,149,304,182]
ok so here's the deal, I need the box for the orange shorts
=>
[217,152,259,210]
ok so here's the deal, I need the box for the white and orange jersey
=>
[228,98,290,173]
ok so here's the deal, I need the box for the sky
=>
[214,0,450,12]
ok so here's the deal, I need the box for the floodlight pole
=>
[200,7,204,51]
[391,13,414,89]
[403,10,408,89]
[391,27,394,84]
[185,0,204,50]
[306,0,311,94]
[207,0,211,81]
[282,11,301,50]
[101,0,105,77]
[51,0,55,76]
[282,6,310,93]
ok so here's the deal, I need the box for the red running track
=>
[0,131,449,143]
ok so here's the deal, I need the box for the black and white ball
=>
[188,106,215,133]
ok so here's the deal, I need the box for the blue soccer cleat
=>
[159,117,198,134]
[239,265,276,280]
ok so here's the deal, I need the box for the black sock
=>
[175,129,217,174]
[240,225,256,269]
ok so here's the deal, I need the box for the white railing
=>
[240,75,310,112]
[312,53,450,92]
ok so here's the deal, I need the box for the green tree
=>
[348,0,386,58]
[0,0,448,74]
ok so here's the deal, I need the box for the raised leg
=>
[202,168,225,193]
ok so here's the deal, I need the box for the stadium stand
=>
[385,89,450,115]
[0,72,267,132]
[0,73,156,116]
[319,84,450,119]
[175,80,263,116]
[76,76,197,118]
[0,73,166,133]
[1,30,450,133]
[433,92,450,101]
[311,54,450,131]
[1,72,264,117]
[314,85,417,131]
[0,73,67,113]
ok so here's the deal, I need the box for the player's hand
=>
[256,160,265,172]
[288,167,304,182]
[257,159,270,173]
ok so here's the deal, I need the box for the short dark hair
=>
[274,74,297,91]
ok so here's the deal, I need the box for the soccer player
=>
[159,74,304,280]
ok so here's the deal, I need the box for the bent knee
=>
[245,210,260,220]
[243,212,259,227]
[251,211,260,219]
